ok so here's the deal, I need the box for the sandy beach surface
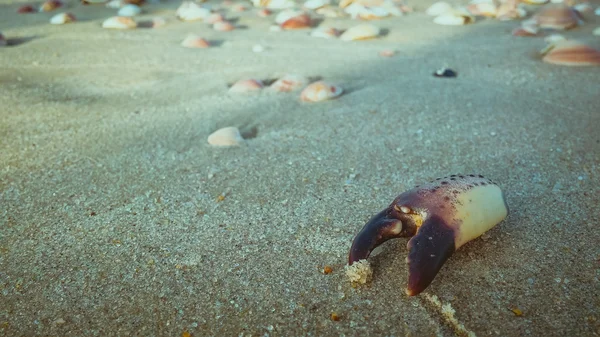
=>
[1,0,599,336]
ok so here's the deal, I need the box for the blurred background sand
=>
[1,0,599,336]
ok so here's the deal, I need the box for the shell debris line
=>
[344,259,373,286]
[423,294,477,337]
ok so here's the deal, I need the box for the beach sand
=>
[1,0,599,336]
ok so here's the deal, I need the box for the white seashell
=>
[229,79,264,93]
[276,10,312,29]
[345,3,390,20]
[270,74,308,92]
[339,23,380,41]
[176,1,211,21]
[106,0,124,8]
[0,33,6,47]
[300,81,343,102]
[433,10,475,25]
[118,4,141,16]
[315,6,344,17]
[310,26,340,39]
[207,127,244,147]
[253,0,295,9]
[181,34,210,48]
[544,34,566,43]
[304,0,330,10]
[102,16,137,29]
[426,1,452,16]
[213,21,235,31]
[50,12,75,24]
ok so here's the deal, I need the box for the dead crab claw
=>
[348,174,509,296]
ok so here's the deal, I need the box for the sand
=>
[1,0,599,336]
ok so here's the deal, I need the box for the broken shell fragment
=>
[541,40,600,66]
[181,34,210,48]
[433,9,475,25]
[339,24,380,41]
[229,79,264,93]
[118,4,142,16]
[39,0,63,12]
[466,2,497,17]
[348,174,509,296]
[213,21,235,31]
[534,4,581,30]
[300,81,343,102]
[18,5,36,13]
[496,2,527,21]
[270,74,308,92]
[276,10,312,29]
[102,16,137,29]
[207,127,244,147]
[426,1,452,16]
[151,16,167,28]
[176,1,211,21]
[50,12,76,24]
[345,259,373,286]
[205,13,225,24]
[257,8,272,17]
[310,26,341,39]
[434,67,457,78]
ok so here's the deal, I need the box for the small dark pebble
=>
[433,68,457,78]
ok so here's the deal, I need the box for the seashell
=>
[512,24,540,36]
[544,33,566,43]
[232,3,247,12]
[257,8,272,17]
[522,0,548,4]
[339,23,380,41]
[496,1,527,20]
[252,0,296,9]
[213,21,235,31]
[207,127,244,147]
[176,1,211,21]
[426,1,452,16]
[124,0,144,6]
[151,16,167,28]
[50,12,76,24]
[106,0,124,8]
[276,11,312,29]
[304,0,330,10]
[181,34,210,48]
[573,3,593,16]
[102,16,137,29]
[315,6,345,17]
[205,13,225,24]
[39,0,63,12]
[433,67,457,78]
[433,9,475,25]
[594,27,600,37]
[379,49,396,57]
[0,33,6,47]
[534,4,582,30]
[345,3,390,20]
[595,7,600,16]
[18,5,36,13]
[466,2,497,17]
[300,81,343,102]
[229,79,264,93]
[541,40,600,66]
[118,4,142,16]
[310,26,341,39]
[270,74,308,92]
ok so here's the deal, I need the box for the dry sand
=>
[1,0,600,336]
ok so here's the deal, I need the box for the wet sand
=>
[1,0,599,336]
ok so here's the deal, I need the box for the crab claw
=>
[347,174,509,296]
[348,208,415,264]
